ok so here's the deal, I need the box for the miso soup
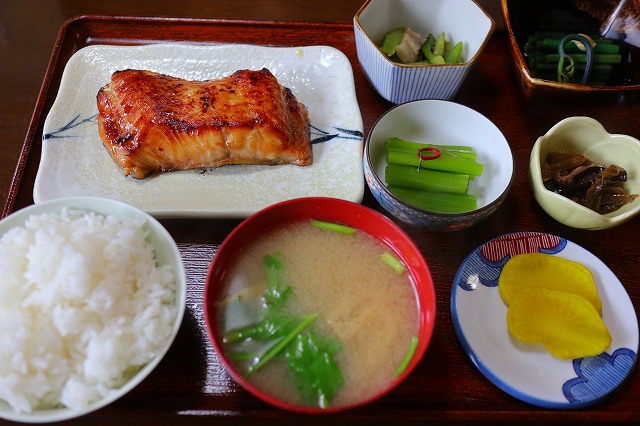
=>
[216,219,419,409]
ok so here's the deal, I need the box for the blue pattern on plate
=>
[563,348,637,404]
[44,115,361,146]
[310,125,363,144]
[456,251,506,291]
[43,114,97,140]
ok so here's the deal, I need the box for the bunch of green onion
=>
[385,137,483,214]
[524,31,621,86]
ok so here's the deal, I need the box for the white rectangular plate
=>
[34,43,364,218]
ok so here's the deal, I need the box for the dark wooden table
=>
[1,1,638,425]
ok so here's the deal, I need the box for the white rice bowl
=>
[0,197,186,423]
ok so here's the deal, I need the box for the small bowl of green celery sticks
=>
[364,99,514,231]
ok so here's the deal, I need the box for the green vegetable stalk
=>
[420,33,445,64]
[386,137,483,177]
[432,31,446,56]
[540,53,620,65]
[394,336,419,377]
[385,164,470,194]
[387,137,476,160]
[310,219,357,235]
[384,137,481,213]
[524,31,622,86]
[380,251,407,275]
[380,26,406,57]
[389,185,478,213]
[444,41,464,64]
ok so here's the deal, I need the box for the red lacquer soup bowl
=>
[204,197,436,413]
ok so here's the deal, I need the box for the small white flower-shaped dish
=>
[353,0,495,104]
[530,116,640,230]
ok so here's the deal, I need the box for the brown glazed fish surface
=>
[96,68,312,179]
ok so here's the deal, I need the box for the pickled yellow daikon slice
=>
[506,287,611,360]
[499,253,602,314]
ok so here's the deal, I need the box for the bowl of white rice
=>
[0,196,186,423]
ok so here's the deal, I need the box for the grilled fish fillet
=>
[96,68,312,179]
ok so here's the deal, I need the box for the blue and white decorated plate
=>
[34,43,364,219]
[451,232,638,409]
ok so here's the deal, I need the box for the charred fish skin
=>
[97,68,312,179]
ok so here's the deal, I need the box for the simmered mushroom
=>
[542,150,591,180]
[542,150,638,214]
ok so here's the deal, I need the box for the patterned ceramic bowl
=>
[353,0,495,104]
[530,116,640,230]
[364,99,514,231]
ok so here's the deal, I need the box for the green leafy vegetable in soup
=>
[223,252,344,408]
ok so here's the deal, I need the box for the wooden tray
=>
[2,15,639,425]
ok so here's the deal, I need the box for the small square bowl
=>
[530,116,640,230]
[353,0,495,104]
